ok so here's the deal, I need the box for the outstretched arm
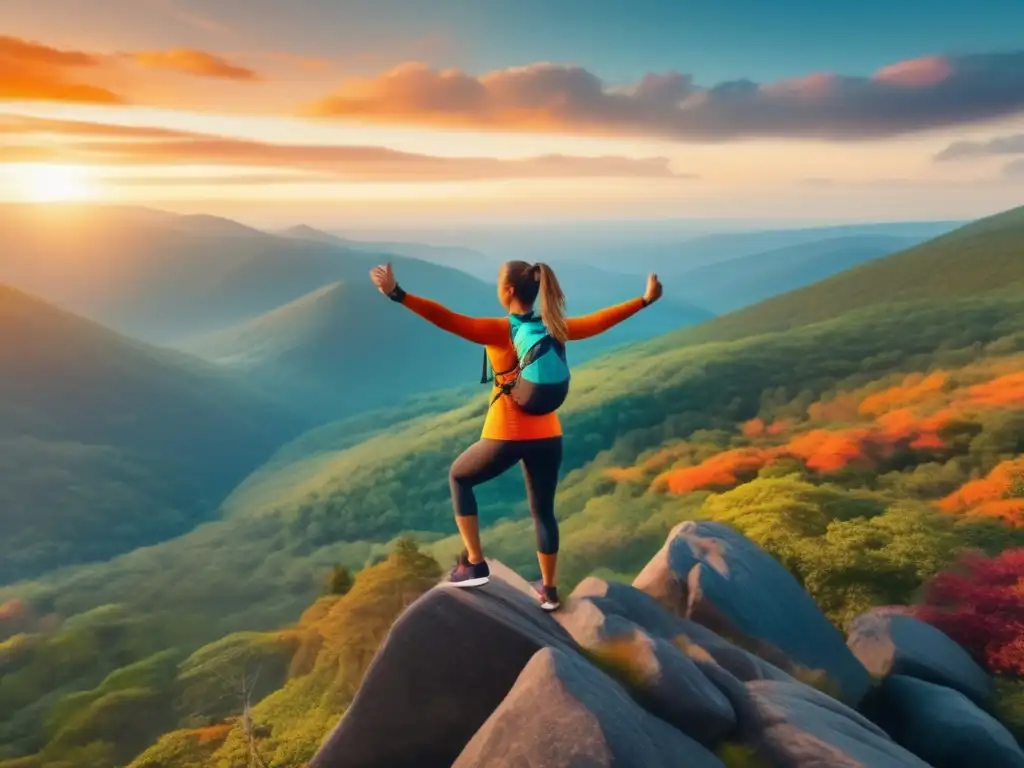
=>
[370,262,509,345]
[566,297,646,341]
[567,272,663,341]
[399,292,510,346]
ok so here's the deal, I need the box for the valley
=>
[2,204,1023,767]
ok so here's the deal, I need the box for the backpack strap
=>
[485,314,546,405]
[480,348,491,384]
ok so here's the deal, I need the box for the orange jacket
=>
[401,293,646,440]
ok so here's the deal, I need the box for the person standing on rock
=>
[370,260,663,611]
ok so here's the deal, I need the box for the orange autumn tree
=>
[654,447,777,494]
[939,458,1024,527]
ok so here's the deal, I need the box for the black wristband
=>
[641,296,650,307]
[387,284,407,303]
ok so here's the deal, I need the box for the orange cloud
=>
[873,56,953,88]
[130,49,260,81]
[0,36,99,68]
[0,114,689,182]
[0,34,269,106]
[0,35,122,104]
[304,51,1024,140]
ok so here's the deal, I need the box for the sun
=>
[22,164,95,203]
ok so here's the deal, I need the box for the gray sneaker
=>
[448,551,490,587]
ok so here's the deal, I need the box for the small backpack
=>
[480,312,570,415]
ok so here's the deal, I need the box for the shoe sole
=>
[448,576,490,588]
[540,601,560,612]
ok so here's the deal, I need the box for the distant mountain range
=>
[0,205,493,345]
[282,225,502,281]
[284,224,715,342]
[331,220,964,277]
[664,204,1024,348]
[673,234,917,314]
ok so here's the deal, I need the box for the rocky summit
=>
[309,522,1023,768]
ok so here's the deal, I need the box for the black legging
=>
[449,437,563,554]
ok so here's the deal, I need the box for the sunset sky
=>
[1,0,1023,225]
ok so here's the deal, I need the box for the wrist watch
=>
[387,284,407,303]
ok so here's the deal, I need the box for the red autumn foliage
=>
[914,548,1024,677]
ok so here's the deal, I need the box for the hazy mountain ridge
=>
[674,234,916,313]
[184,280,488,419]
[284,225,502,280]
[0,205,495,344]
[651,204,1024,350]
[335,219,963,277]
[0,283,306,583]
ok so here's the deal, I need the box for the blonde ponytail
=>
[535,263,567,344]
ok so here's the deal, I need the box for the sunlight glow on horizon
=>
[1,100,1022,221]
[19,164,96,203]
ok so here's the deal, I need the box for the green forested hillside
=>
[0,540,442,768]
[669,204,1024,346]
[4,294,1021,624]
[184,282,488,420]
[0,285,305,583]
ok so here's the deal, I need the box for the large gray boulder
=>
[634,521,871,704]
[563,577,798,685]
[453,647,727,768]
[309,573,581,768]
[725,679,932,768]
[871,675,1024,768]
[847,607,994,707]
[556,602,736,745]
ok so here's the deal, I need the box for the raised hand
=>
[369,262,397,295]
[643,273,663,305]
